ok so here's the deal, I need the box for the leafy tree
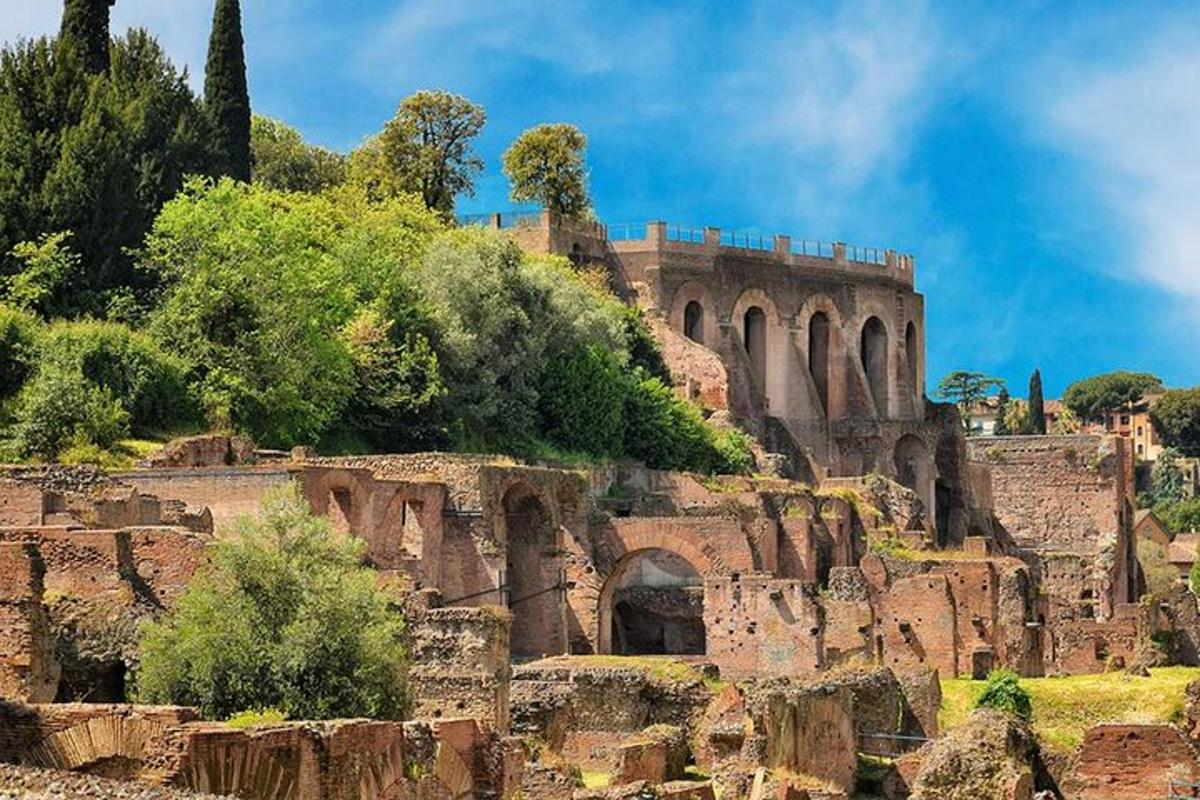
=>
[1152,389,1200,457]
[1154,497,1200,535]
[1152,448,1186,507]
[1063,371,1163,422]
[1139,538,1180,599]
[250,115,346,193]
[350,91,485,216]
[60,0,113,75]
[502,123,591,218]
[4,232,80,318]
[974,669,1032,722]
[0,304,39,402]
[1191,542,1200,596]
[538,342,625,457]
[0,30,213,314]
[1029,369,1046,435]
[204,0,251,182]
[993,388,1011,436]
[135,485,409,721]
[143,179,442,447]
[10,363,130,459]
[1005,398,1032,435]
[1051,405,1081,435]
[935,371,1003,432]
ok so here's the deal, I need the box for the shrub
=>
[0,303,38,402]
[11,364,130,459]
[226,707,287,729]
[974,669,1033,722]
[538,343,625,457]
[38,319,196,434]
[134,485,409,721]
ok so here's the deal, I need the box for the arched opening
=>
[861,317,889,417]
[502,486,561,661]
[809,312,831,415]
[894,435,933,521]
[604,549,705,656]
[684,301,704,343]
[328,488,353,534]
[905,322,920,400]
[744,306,768,394]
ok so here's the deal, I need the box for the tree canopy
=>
[135,486,409,721]
[1063,371,1163,422]
[350,91,485,216]
[935,371,1003,431]
[204,0,251,181]
[251,115,346,193]
[1151,389,1200,457]
[60,0,113,74]
[502,123,592,218]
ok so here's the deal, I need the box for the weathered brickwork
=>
[1067,724,1199,800]
[0,545,58,703]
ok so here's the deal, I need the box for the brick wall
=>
[703,576,823,679]
[0,545,58,703]
[408,606,512,733]
[114,468,294,530]
[1068,724,1199,800]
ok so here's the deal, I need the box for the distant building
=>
[1134,509,1171,548]
[1169,532,1200,580]
[1103,395,1163,462]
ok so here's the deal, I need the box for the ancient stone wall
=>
[114,467,293,530]
[0,545,58,703]
[703,576,823,679]
[408,606,512,733]
[1067,724,1199,800]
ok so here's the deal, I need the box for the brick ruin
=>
[0,216,1195,798]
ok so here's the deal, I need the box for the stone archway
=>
[501,483,563,660]
[809,311,831,416]
[29,716,166,779]
[684,301,705,343]
[607,549,705,655]
[861,316,889,418]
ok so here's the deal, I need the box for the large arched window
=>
[684,301,704,343]
[905,321,920,399]
[861,317,889,417]
[502,485,560,660]
[809,312,830,415]
[744,306,767,390]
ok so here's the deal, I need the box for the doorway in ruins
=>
[502,485,562,661]
[600,549,705,656]
[861,316,889,417]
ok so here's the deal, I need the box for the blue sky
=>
[4,0,1199,398]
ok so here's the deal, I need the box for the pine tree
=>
[1029,369,1046,435]
[60,0,114,74]
[204,0,251,182]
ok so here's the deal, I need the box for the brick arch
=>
[491,478,558,543]
[730,288,787,414]
[304,467,374,536]
[667,280,716,347]
[29,716,166,775]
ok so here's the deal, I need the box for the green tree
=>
[1191,542,1200,596]
[10,363,130,459]
[935,371,1003,432]
[350,91,485,215]
[1063,371,1163,423]
[135,485,409,721]
[993,387,1011,436]
[250,115,346,193]
[0,304,40,403]
[1051,405,1081,435]
[4,232,80,318]
[1029,369,1046,435]
[974,669,1032,722]
[1162,498,1200,535]
[1152,389,1200,457]
[0,30,213,314]
[1005,398,1032,435]
[204,0,251,182]
[537,342,625,457]
[502,123,591,218]
[60,0,113,75]
[143,179,442,447]
[1152,448,1186,507]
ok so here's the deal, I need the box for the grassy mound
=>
[941,667,1200,752]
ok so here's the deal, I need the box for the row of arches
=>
[681,293,921,420]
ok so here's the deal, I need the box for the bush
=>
[0,303,38,402]
[134,485,409,721]
[974,669,1033,722]
[226,707,287,729]
[38,319,196,434]
[11,364,130,459]
[538,343,625,457]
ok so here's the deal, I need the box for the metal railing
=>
[608,222,648,241]
[790,239,834,258]
[456,213,493,227]
[666,224,705,244]
[498,210,543,229]
[847,244,888,265]
[720,230,774,252]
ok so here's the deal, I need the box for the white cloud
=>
[1037,31,1200,297]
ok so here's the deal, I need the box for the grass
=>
[940,666,1200,753]
[580,770,609,789]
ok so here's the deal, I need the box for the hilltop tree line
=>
[0,1,750,476]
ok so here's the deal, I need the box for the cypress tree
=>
[994,387,1011,436]
[60,0,114,74]
[1029,369,1046,435]
[204,0,251,181]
